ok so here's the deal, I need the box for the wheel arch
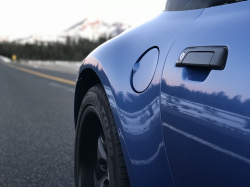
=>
[74,67,102,126]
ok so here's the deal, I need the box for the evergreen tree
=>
[0,36,110,61]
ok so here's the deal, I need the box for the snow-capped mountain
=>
[61,18,130,40]
[11,19,130,44]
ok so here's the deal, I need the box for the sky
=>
[0,0,166,40]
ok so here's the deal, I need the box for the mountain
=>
[60,18,130,40]
[12,19,131,44]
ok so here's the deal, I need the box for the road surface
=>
[0,61,77,186]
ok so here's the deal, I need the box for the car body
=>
[74,0,250,186]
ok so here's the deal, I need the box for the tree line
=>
[0,37,109,61]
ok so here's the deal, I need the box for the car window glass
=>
[165,0,247,11]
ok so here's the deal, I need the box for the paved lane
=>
[6,63,78,83]
[0,61,76,186]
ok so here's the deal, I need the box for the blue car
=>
[74,0,250,186]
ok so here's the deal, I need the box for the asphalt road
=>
[0,61,77,186]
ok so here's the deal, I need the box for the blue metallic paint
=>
[76,2,250,185]
[161,1,250,186]
[76,9,204,186]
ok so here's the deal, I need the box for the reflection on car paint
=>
[117,127,165,165]
[161,92,250,137]
[118,96,160,135]
[104,85,161,136]
[105,85,164,164]
[130,141,164,165]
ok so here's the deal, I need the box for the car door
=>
[161,1,250,186]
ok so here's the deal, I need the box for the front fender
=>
[77,9,204,186]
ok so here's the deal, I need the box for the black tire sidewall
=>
[75,85,118,187]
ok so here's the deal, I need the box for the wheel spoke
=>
[100,132,107,151]
[95,134,109,184]
[95,175,109,187]
[97,135,107,162]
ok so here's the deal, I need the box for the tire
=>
[75,84,130,187]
